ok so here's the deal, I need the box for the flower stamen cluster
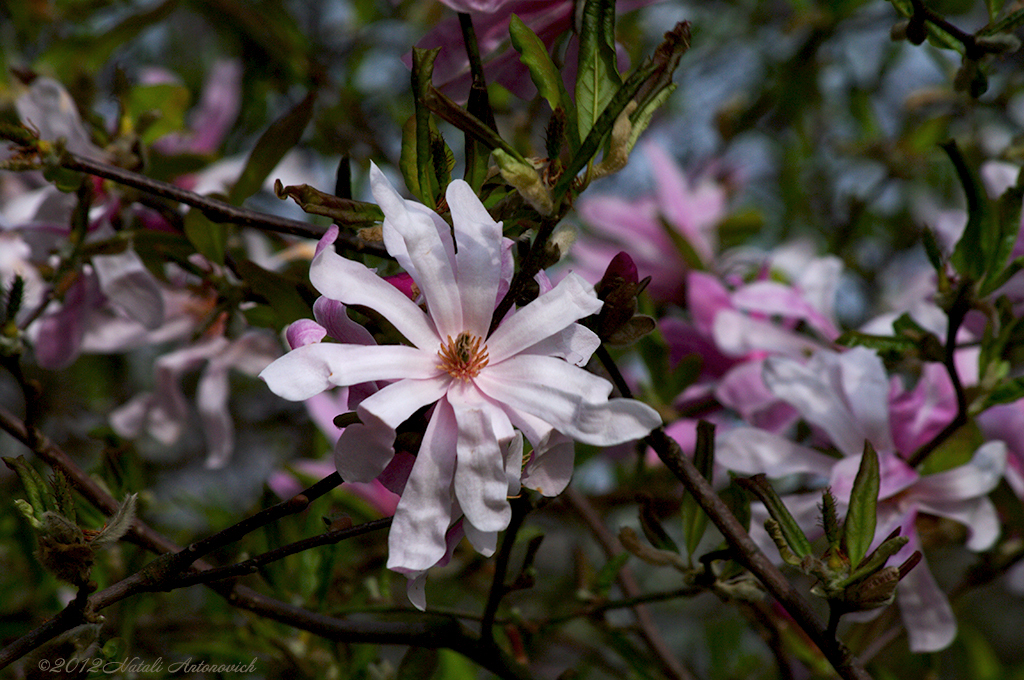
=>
[437,332,489,381]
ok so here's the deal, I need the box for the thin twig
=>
[480,496,530,644]
[564,487,695,680]
[58,151,387,256]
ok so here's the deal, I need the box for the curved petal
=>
[313,297,377,346]
[310,244,439,350]
[911,441,1006,502]
[92,248,165,330]
[762,351,881,458]
[478,360,660,445]
[480,354,614,404]
[286,319,326,349]
[449,384,514,533]
[357,375,450,429]
[463,522,498,556]
[916,497,1001,551]
[196,363,233,469]
[448,179,503,337]
[387,399,459,574]
[522,433,575,496]
[334,418,398,482]
[716,427,837,478]
[712,310,821,358]
[518,323,600,366]
[894,518,958,652]
[259,344,438,401]
[486,273,602,364]
[370,164,462,338]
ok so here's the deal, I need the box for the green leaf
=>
[228,91,315,205]
[127,83,189,145]
[681,421,714,557]
[984,375,1024,408]
[183,208,227,265]
[575,0,622,142]
[980,7,1024,36]
[593,552,630,596]
[737,474,813,559]
[509,14,578,150]
[943,140,996,282]
[411,47,442,206]
[841,442,880,568]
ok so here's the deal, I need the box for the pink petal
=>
[716,428,837,478]
[893,515,958,652]
[449,386,514,533]
[370,164,463,338]
[310,242,439,350]
[260,344,439,401]
[486,273,603,363]
[387,399,460,573]
[286,319,327,349]
[448,179,503,337]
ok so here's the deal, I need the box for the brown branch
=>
[57,151,387,256]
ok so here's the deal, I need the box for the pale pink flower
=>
[572,143,728,302]
[716,347,1006,652]
[260,164,661,607]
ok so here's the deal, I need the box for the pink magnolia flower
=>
[260,164,661,607]
[716,347,1006,652]
[571,143,728,302]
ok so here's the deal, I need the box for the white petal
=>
[371,164,462,338]
[334,419,397,483]
[486,273,602,364]
[712,310,821,357]
[449,385,513,533]
[310,244,439,350]
[894,520,958,653]
[196,363,233,469]
[762,351,875,458]
[916,497,1001,551]
[911,441,1006,501]
[92,249,165,330]
[518,323,600,366]
[522,433,575,496]
[259,344,438,401]
[357,376,450,429]
[448,179,503,337]
[837,347,894,452]
[405,572,428,611]
[478,362,659,445]
[716,427,837,478]
[387,400,459,573]
[464,522,498,557]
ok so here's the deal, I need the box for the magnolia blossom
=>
[260,165,661,606]
[716,347,1006,652]
[571,143,728,302]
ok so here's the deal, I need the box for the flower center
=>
[437,332,489,381]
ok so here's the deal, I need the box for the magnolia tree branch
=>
[594,348,873,680]
[0,407,534,680]
[58,151,388,256]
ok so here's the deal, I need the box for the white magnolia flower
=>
[260,165,661,607]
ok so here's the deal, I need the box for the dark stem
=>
[59,151,386,255]
[160,517,392,589]
[480,495,530,644]
[907,282,970,468]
